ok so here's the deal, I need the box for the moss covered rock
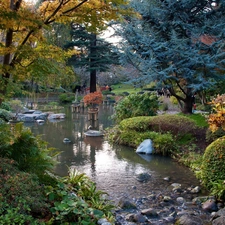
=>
[201,136,225,188]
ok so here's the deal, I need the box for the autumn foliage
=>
[208,94,225,132]
[83,92,103,107]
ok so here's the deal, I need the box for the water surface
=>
[28,105,203,203]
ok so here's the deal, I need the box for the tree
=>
[208,94,225,132]
[0,0,129,104]
[65,24,120,92]
[118,0,225,113]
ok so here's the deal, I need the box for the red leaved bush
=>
[83,92,103,107]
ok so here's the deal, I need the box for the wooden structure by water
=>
[71,103,80,113]
[87,108,99,121]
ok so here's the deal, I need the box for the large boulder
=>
[136,139,154,154]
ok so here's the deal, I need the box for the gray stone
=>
[202,199,218,212]
[118,197,137,209]
[192,196,215,205]
[98,218,110,225]
[176,197,185,205]
[141,208,158,217]
[212,217,225,225]
[136,172,151,182]
[177,214,204,225]
[163,196,172,202]
[190,186,201,194]
[163,176,170,181]
[211,208,225,225]
[163,216,176,223]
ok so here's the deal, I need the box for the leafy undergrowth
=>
[107,114,209,156]
[0,157,115,225]
[0,158,50,224]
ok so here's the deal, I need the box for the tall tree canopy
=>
[0,0,129,103]
[118,0,225,113]
[65,24,120,92]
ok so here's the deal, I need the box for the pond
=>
[27,104,205,204]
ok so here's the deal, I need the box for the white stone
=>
[136,139,154,154]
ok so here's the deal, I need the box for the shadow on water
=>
[28,104,206,202]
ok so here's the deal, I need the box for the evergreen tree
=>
[118,0,225,113]
[65,24,120,92]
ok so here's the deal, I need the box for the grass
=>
[110,83,143,95]
[179,113,209,128]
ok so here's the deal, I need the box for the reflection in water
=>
[28,104,205,203]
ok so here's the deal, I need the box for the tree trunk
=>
[181,96,193,114]
[0,0,22,105]
[89,33,97,93]
[90,70,97,93]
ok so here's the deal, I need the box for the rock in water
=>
[136,139,154,154]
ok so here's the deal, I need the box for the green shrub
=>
[201,136,225,190]
[112,92,159,123]
[102,90,112,95]
[206,127,225,143]
[179,152,203,172]
[48,101,59,106]
[0,158,49,224]
[149,114,198,137]
[46,169,115,224]
[159,102,169,111]
[119,116,153,132]
[9,99,24,114]
[113,129,177,156]
[170,96,178,105]
[210,180,225,201]
[109,114,206,155]
[0,102,11,111]
[196,103,212,112]
[0,123,57,179]
[59,93,74,103]
[0,109,12,122]
[119,114,198,137]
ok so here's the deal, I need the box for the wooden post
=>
[87,108,99,121]
[71,104,80,113]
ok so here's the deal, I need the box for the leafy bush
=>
[170,96,178,105]
[46,169,115,224]
[210,180,225,201]
[112,92,159,123]
[108,125,177,156]
[0,123,57,179]
[206,127,225,143]
[119,116,153,132]
[0,158,49,224]
[102,90,112,95]
[83,92,103,107]
[9,99,24,114]
[159,102,168,111]
[0,109,13,122]
[201,136,225,191]
[149,114,199,137]
[108,114,207,155]
[48,101,59,106]
[119,114,199,137]
[207,94,225,132]
[0,102,11,111]
[59,93,74,103]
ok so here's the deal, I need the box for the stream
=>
[26,104,205,204]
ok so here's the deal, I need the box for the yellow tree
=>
[208,94,225,132]
[0,0,129,104]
